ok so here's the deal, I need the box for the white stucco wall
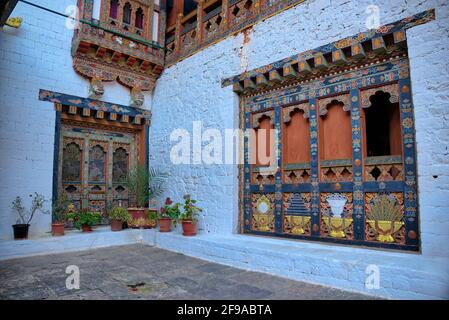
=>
[150,0,449,298]
[0,0,152,239]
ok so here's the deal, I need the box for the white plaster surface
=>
[144,230,449,300]
[0,227,145,261]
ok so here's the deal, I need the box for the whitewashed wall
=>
[0,0,152,239]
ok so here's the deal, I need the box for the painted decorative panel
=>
[283,193,311,236]
[365,192,405,244]
[320,193,353,239]
[251,193,275,233]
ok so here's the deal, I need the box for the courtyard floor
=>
[0,244,375,300]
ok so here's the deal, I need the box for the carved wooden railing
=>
[165,0,307,66]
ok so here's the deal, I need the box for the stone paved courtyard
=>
[0,244,376,300]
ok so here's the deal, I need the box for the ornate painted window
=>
[224,10,436,252]
[73,1,165,101]
[40,90,150,220]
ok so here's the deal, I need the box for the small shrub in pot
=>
[66,209,101,232]
[179,194,202,236]
[158,197,181,232]
[109,207,131,231]
[11,193,49,240]
[51,194,69,236]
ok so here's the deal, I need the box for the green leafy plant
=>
[126,165,167,208]
[159,197,181,223]
[148,209,158,220]
[366,194,403,222]
[180,194,202,223]
[52,193,70,223]
[66,209,102,230]
[11,193,49,225]
[109,206,132,223]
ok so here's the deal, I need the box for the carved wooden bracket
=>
[318,94,350,116]
[283,103,310,122]
[252,110,274,129]
[361,83,400,108]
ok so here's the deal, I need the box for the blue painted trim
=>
[38,89,151,119]
[350,89,364,240]
[274,107,283,234]
[308,98,320,236]
[244,230,419,252]
[318,182,353,193]
[245,60,405,113]
[281,183,312,193]
[399,77,419,246]
[243,111,251,232]
[52,111,61,222]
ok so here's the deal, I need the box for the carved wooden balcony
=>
[72,0,166,104]
[165,0,308,66]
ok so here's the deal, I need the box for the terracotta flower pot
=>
[110,219,123,232]
[182,220,196,236]
[158,217,172,232]
[52,222,65,236]
[81,224,92,232]
[12,224,29,240]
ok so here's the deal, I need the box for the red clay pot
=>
[110,219,123,232]
[182,220,196,236]
[52,222,65,236]
[81,224,92,232]
[158,218,172,232]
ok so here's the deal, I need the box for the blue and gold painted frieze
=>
[39,89,151,125]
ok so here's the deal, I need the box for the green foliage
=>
[148,209,158,220]
[159,197,181,222]
[109,207,131,222]
[366,194,403,222]
[180,194,202,222]
[11,193,49,225]
[126,165,167,208]
[66,209,102,230]
[52,193,70,222]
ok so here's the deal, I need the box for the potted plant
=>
[126,165,166,228]
[109,206,131,231]
[11,193,49,240]
[158,197,181,232]
[51,194,69,236]
[180,194,202,236]
[66,209,101,232]
[147,208,158,228]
